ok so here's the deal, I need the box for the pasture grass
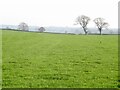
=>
[2,30,118,88]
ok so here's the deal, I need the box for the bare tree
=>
[75,15,90,35]
[93,18,109,35]
[18,22,29,31]
[38,27,45,32]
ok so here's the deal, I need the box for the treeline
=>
[5,15,110,35]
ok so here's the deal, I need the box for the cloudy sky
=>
[0,0,118,28]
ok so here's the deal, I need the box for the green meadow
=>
[2,30,118,88]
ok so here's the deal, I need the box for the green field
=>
[2,30,118,88]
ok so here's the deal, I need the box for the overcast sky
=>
[0,0,118,28]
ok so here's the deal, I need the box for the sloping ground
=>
[2,30,118,88]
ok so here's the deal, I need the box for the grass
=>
[2,30,118,88]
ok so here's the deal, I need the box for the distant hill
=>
[0,24,118,34]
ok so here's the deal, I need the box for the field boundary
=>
[1,29,119,35]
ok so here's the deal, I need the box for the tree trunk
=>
[83,28,87,35]
[99,28,102,35]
